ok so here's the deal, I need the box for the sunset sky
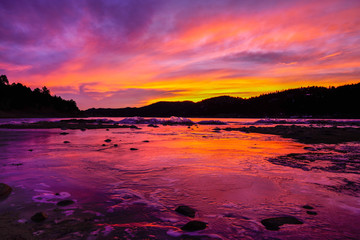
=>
[1,0,360,109]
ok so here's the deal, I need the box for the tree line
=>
[0,75,80,117]
[85,82,360,118]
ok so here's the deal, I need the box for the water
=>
[1,118,360,239]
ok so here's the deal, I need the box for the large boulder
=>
[261,216,303,231]
[0,183,12,200]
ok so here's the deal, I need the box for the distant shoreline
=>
[1,118,360,145]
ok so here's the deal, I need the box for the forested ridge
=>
[86,82,360,118]
[0,75,80,117]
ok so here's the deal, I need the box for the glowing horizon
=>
[1,0,360,110]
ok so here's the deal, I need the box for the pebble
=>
[302,205,314,210]
[130,148,138,151]
[181,220,207,231]
[57,199,75,206]
[31,212,48,222]
[175,205,196,218]
[261,216,303,231]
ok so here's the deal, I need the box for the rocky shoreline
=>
[223,125,360,144]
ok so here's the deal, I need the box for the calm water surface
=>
[1,118,359,239]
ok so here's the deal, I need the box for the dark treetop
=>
[0,75,80,118]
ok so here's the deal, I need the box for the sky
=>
[1,0,360,110]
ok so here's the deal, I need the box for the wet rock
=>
[114,144,118,147]
[302,205,314,210]
[0,183,12,200]
[223,213,237,218]
[175,205,196,218]
[104,139,112,143]
[143,140,149,143]
[11,163,23,166]
[102,144,106,146]
[130,148,138,151]
[57,199,75,206]
[28,149,33,152]
[31,212,48,222]
[181,220,207,231]
[306,211,317,215]
[261,216,303,231]
[60,132,69,135]
[63,141,70,144]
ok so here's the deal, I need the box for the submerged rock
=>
[57,199,75,206]
[302,205,314,210]
[31,212,48,222]
[0,183,12,200]
[181,220,207,231]
[261,216,303,231]
[175,205,196,218]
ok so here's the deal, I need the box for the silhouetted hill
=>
[0,75,80,117]
[85,82,360,118]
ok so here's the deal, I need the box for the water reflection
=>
[0,123,359,239]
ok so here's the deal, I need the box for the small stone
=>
[80,128,86,131]
[55,193,60,196]
[175,205,196,218]
[302,205,314,210]
[31,212,48,222]
[60,132,69,135]
[0,183,12,199]
[104,139,111,142]
[11,163,23,166]
[143,140,149,143]
[57,199,75,206]
[106,129,109,131]
[261,217,303,231]
[28,149,33,152]
[102,144,106,146]
[306,211,317,215]
[130,148,138,151]
[181,220,207,231]
[63,141,70,144]
[114,144,118,147]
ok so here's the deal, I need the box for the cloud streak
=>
[1,0,359,108]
